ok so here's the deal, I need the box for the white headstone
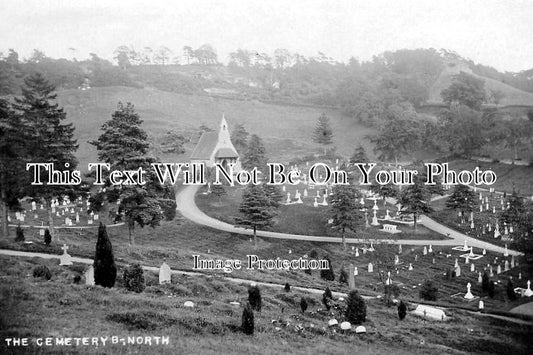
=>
[464,282,474,299]
[59,244,73,266]
[85,265,95,286]
[340,321,351,330]
[367,263,373,273]
[159,262,172,284]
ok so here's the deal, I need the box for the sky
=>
[0,0,532,72]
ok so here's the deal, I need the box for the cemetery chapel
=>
[190,115,241,172]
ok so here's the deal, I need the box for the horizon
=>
[0,0,532,73]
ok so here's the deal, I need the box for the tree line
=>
[0,72,175,243]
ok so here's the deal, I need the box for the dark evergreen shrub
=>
[339,266,348,284]
[300,297,308,313]
[44,229,51,246]
[284,282,290,292]
[309,249,318,258]
[419,280,438,301]
[15,225,24,242]
[488,281,495,298]
[345,290,366,324]
[322,287,333,311]
[482,272,490,292]
[33,265,52,280]
[506,279,517,301]
[241,303,254,335]
[158,198,177,221]
[94,223,117,288]
[123,264,145,293]
[73,274,81,284]
[248,285,262,312]
[320,256,335,281]
[398,301,407,320]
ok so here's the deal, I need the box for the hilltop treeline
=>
[1,47,533,120]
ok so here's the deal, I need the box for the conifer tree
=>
[15,225,24,242]
[0,98,28,238]
[242,134,267,171]
[506,279,517,301]
[312,113,333,156]
[446,184,476,217]
[235,185,276,248]
[248,284,262,312]
[300,297,308,313]
[345,290,366,324]
[241,303,254,335]
[320,256,335,281]
[398,175,431,229]
[230,123,249,155]
[94,223,117,288]
[329,185,361,250]
[44,229,51,245]
[398,300,407,320]
[349,144,368,164]
[339,266,348,284]
[90,102,175,244]
[322,287,333,310]
[13,73,79,241]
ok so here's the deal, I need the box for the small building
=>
[190,115,241,172]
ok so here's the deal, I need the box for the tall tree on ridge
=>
[0,98,28,238]
[14,73,79,241]
[312,113,333,156]
[90,102,175,245]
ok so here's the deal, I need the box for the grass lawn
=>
[196,184,447,241]
[430,189,524,249]
[446,160,533,196]
[1,255,532,354]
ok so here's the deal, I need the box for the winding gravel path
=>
[175,185,521,256]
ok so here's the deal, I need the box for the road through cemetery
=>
[176,185,521,256]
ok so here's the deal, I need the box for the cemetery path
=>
[176,185,522,255]
[0,248,364,300]
[1,249,531,326]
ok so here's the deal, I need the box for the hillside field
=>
[56,86,377,170]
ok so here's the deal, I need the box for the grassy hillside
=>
[428,63,533,106]
[57,86,377,170]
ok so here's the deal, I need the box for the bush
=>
[33,265,52,280]
[345,290,366,324]
[398,301,407,320]
[482,272,490,292]
[419,280,438,301]
[506,279,517,301]
[320,256,335,281]
[300,297,308,313]
[241,303,254,335]
[15,225,24,242]
[44,229,51,246]
[158,198,177,221]
[94,223,117,288]
[123,264,145,293]
[248,285,262,312]
[284,283,290,292]
[488,281,495,298]
[339,266,348,284]
[322,287,333,311]
[385,284,400,306]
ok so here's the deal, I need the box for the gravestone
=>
[464,282,474,299]
[455,265,461,277]
[85,265,95,286]
[524,281,533,297]
[59,244,73,266]
[470,263,475,272]
[354,267,358,276]
[477,272,482,284]
[368,263,373,273]
[159,262,172,284]
[504,260,509,272]
[348,264,355,290]
[394,254,400,266]
[408,263,413,271]
[497,265,501,274]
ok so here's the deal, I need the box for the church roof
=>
[215,147,239,158]
[190,132,218,160]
